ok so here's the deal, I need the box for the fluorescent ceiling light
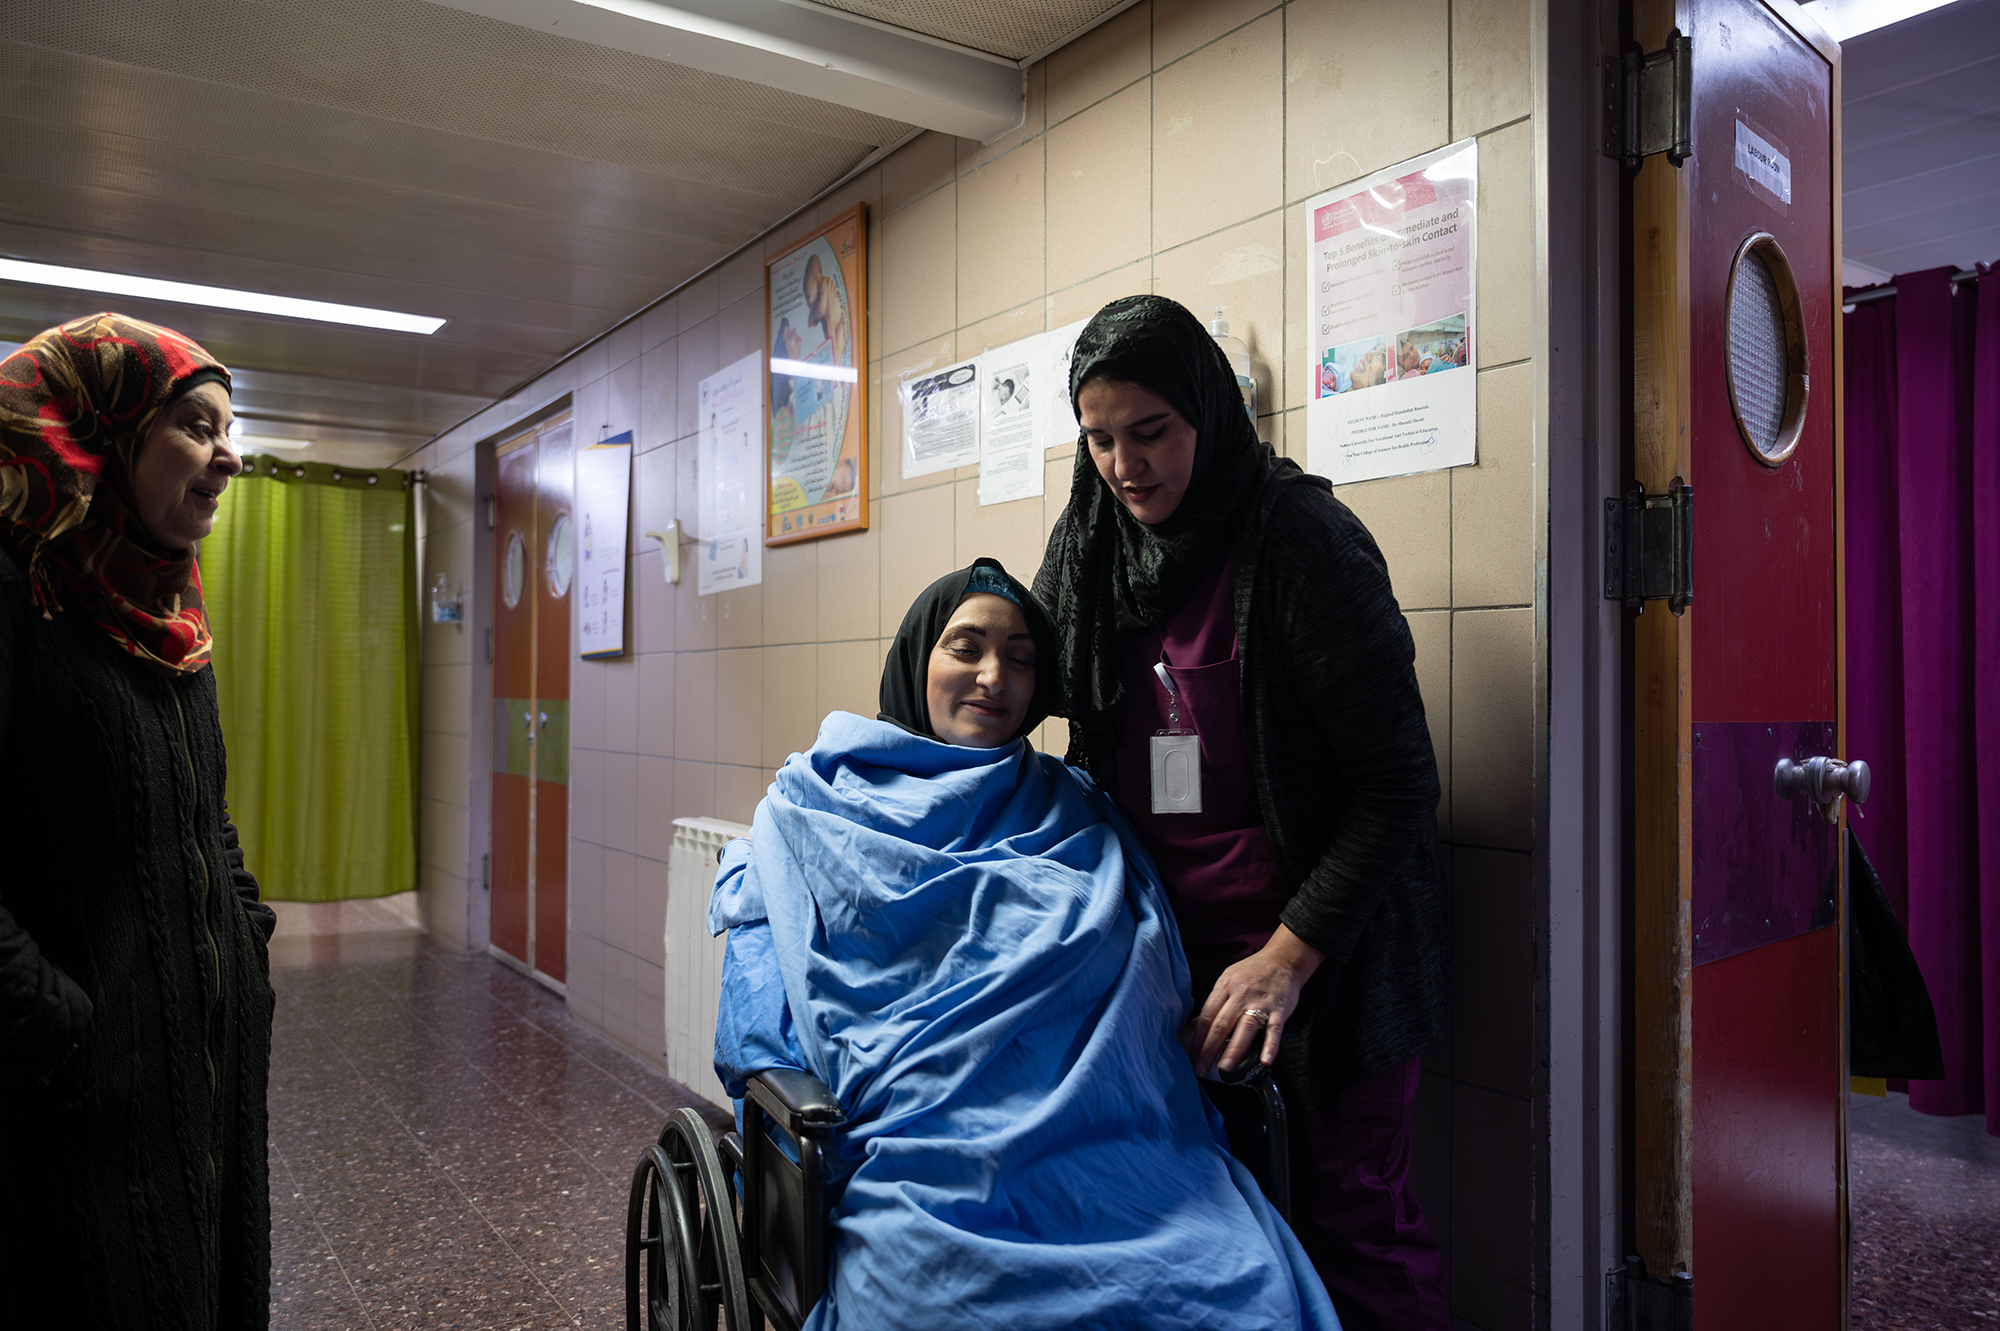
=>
[241,437,314,452]
[0,259,446,335]
[770,358,859,383]
[1798,0,1963,40]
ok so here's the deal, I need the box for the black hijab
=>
[1035,295,1280,772]
[878,557,1063,743]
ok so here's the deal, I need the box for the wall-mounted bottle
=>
[1208,307,1256,424]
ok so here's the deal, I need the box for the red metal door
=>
[1628,0,1846,1322]
[487,414,573,986]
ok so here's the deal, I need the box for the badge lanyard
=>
[1149,660,1203,814]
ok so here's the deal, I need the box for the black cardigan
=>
[1041,468,1449,1104]
[0,545,276,1328]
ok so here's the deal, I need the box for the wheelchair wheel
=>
[627,1107,751,1330]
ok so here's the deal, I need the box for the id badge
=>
[1150,732,1203,814]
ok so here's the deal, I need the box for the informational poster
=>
[1304,139,1478,486]
[767,205,868,543]
[698,352,765,596]
[978,345,1042,506]
[1042,317,1090,449]
[576,431,632,658]
[901,360,981,478]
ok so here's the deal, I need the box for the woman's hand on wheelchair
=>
[1183,924,1325,1078]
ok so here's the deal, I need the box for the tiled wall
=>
[409,2,1545,1326]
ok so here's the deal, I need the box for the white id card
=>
[1150,732,1203,814]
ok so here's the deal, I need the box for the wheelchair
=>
[625,1056,1291,1331]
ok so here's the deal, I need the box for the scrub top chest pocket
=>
[1148,656,1255,816]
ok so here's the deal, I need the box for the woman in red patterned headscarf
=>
[0,313,275,1329]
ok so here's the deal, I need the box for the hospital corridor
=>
[2,0,1998,1328]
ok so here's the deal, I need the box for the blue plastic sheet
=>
[710,713,1338,1331]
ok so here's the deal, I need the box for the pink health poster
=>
[1304,139,1478,485]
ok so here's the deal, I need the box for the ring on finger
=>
[1240,1007,1271,1028]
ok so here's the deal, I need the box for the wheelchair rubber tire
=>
[627,1109,751,1331]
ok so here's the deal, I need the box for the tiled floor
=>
[1850,1092,2000,1330]
[267,902,726,1329]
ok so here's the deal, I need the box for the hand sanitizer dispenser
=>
[1208,307,1256,424]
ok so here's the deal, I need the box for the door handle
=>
[1774,755,1870,823]
[522,710,533,733]
[538,711,548,731]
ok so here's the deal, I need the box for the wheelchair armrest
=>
[747,1067,845,1140]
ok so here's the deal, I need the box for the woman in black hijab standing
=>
[1034,296,1449,1330]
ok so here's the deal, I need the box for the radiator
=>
[664,816,750,1109]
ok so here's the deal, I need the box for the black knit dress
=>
[0,545,275,1328]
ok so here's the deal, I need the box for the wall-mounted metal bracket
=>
[1606,1255,1692,1331]
[1604,479,1693,614]
[1602,32,1693,170]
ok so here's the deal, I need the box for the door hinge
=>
[1604,479,1693,614]
[1606,1255,1692,1331]
[485,626,494,664]
[1602,32,1693,170]
[481,852,490,892]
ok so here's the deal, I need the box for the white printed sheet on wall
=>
[576,431,632,658]
[1304,138,1479,486]
[697,351,765,596]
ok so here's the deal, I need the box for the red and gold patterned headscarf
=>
[0,312,231,673]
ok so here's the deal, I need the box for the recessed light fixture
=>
[0,258,446,335]
[1798,0,1962,40]
[241,437,314,453]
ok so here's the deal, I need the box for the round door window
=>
[546,512,574,597]
[502,530,527,609]
[1724,232,1809,467]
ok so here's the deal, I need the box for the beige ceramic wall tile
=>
[1406,609,1451,839]
[817,166,883,229]
[640,296,678,352]
[1049,259,1151,327]
[882,132,958,215]
[1452,363,1536,608]
[716,583,764,649]
[959,62,1045,174]
[714,647,764,767]
[422,661,470,738]
[1283,0,1450,204]
[601,751,639,854]
[957,140,1046,327]
[1154,0,1274,66]
[676,315,719,440]
[1047,2,1151,124]
[718,247,764,308]
[639,339,678,450]
[715,764,768,826]
[566,749,604,847]
[1044,453,1080,540]
[632,444,676,556]
[635,758,673,861]
[955,478,1049,579]
[817,521,882,640]
[1152,13,1283,251]
[638,652,675,758]
[1048,84,1152,291]
[672,758,715,823]
[1476,120,1534,369]
[673,649,717,763]
[761,541,819,646]
[761,644,819,769]
[957,303,1047,361]
[878,486,957,632]
[1335,470,1452,610]
[673,571,718,653]
[884,187,957,355]
[570,658,606,751]
[1450,607,1534,851]
[1453,0,1533,138]
[602,658,640,755]
[1153,210,1284,416]
[677,272,720,334]
[816,638,880,727]
[719,290,763,367]
[634,549,677,655]
[421,732,470,804]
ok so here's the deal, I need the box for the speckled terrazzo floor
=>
[1849,1091,2000,1330]
[266,906,726,1329]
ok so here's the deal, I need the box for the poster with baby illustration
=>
[766,204,868,544]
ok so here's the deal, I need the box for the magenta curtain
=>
[1843,264,2000,1135]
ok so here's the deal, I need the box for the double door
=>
[491,414,574,986]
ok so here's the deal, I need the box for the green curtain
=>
[201,455,419,902]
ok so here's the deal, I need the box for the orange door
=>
[488,414,574,986]
[1628,0,1847,1323]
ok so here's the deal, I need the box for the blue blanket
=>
[710,713,1338,1331]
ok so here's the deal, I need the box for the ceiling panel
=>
[808,0,1128,60]
[0,0,916,464]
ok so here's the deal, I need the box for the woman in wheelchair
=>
[703,558,1338,1330]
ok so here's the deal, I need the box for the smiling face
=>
[925,592,1036,747]
[1078,378,1199,526]
[132,381,240,550]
